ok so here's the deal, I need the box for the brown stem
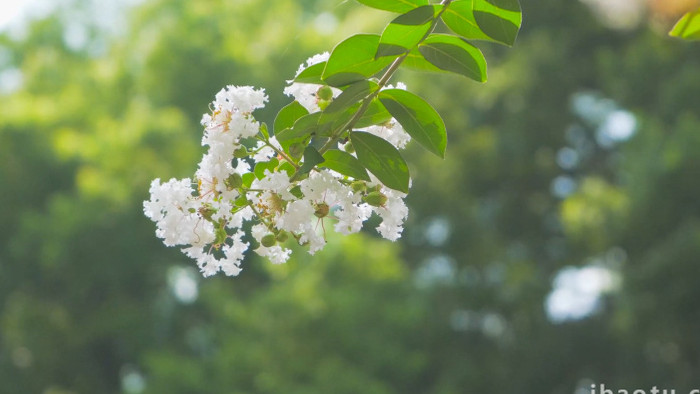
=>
[258,137,300,169]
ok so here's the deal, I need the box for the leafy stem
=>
[316,0,453,156]
[247,201,275,232]
[256,136,300,169]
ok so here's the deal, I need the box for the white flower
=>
[143,178,216,247]
[183,246,220,277]
[219,230,249,275]
[252,170,294,200]
[182,230,248,277]
[373,188,409,241]
[299,169,343,201]
[334,199,372,235]
[146,79,414,278]
[277,199,315,234]
[201,85,267,144]
[214,85,268,113]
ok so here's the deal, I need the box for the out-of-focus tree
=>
[1,0,700,393]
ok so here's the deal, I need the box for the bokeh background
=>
[1,0,700,393]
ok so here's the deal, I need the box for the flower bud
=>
[314,202,330,218]
[261,233,277,247]
[316,86,334,101]
[276,231,289,243]
[351,181,366,193]
[225,173,243,189]
[318,99,331,111]
[233,147,249,158]
[363,191,387,207]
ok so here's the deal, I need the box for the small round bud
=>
[343,142,355,154]
[316,86,334,101]
[261,234,277,248]
[363,191,388,207]
[318,99,330,111]
[314,202,330,218]
[276,231,289,243]
[289,143,305,160]
[351,181,366,193]
[233,147,249,158]
[225,173,243,189]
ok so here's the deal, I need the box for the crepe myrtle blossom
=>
[144,60,411,277]
[144,0,524,278]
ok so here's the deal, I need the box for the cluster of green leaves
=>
[670,8,700,40]
[274,0,522,193]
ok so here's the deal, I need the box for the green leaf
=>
[403,47,445,73]
[378,88,446,158]
[278,162,296,177]
[670,9,700,40]
[297,147,325,176]
[242,173,256,188]
[279,113,323,143]
[473,10,519,46]
[254,158,279,180]
[317,105,359,138]
[442,1,491,42]
[289,185,304,199]
[393,4,438,24]
[418,34,486,82]
[277,104,359,148]
[441,0,521,46]
[275,112,320,151]
[355,0,429,13]
[350,131,410,193]
[274,101,309,135]
[259,122,270,140]
[323,34,396,87]
[274,128,305,151]
[325,80,378,114]
[319,150,371,181]
[294,62,326,84]
[356,98,393,128]
[485,0,520,12]
[234,195,249,207]
[377,6,437,58]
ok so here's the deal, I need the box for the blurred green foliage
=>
[1,0,700,393]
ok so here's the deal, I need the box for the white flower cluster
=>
[144,55,410,277]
